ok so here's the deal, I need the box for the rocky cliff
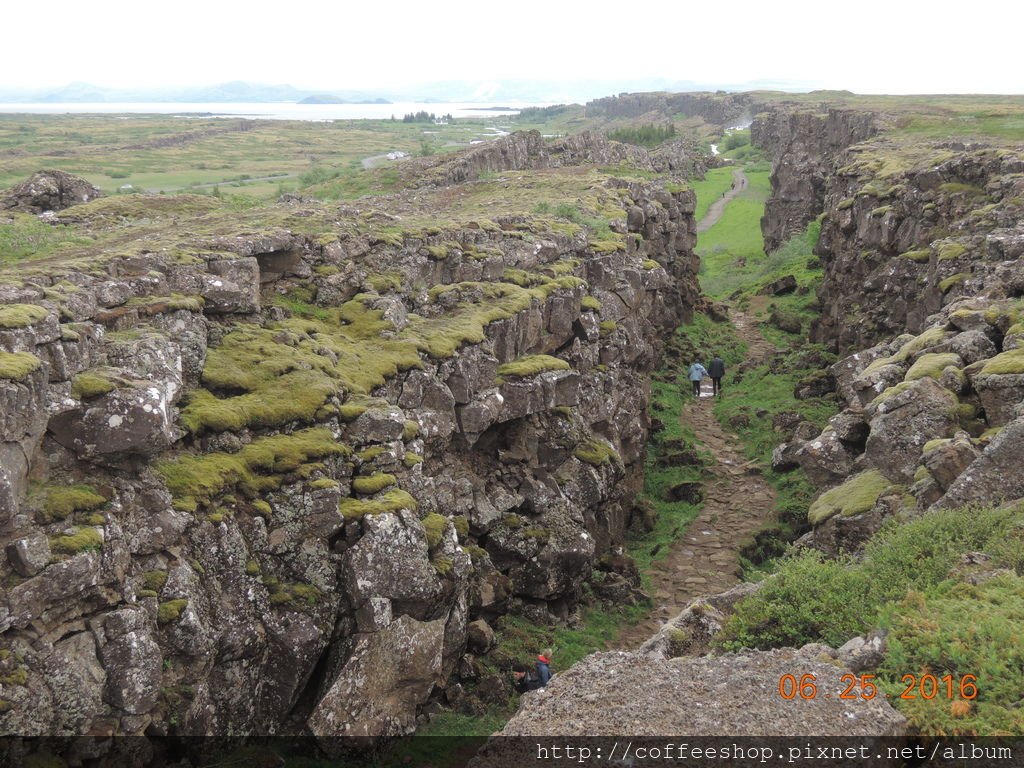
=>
[0,141,699,750]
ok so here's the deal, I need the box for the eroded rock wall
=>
[0,169,698,746]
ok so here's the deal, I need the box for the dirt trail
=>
[696,168,747,233]
[616,309,776,648]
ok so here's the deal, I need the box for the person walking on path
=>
[708,355,726,397]
[687,360,708,398]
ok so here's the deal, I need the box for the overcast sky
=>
[4,0,1021,95]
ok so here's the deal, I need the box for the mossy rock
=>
[268,582,320,608]
[49,527,103,555]
[310,477,339,490]
[0,303,48,329]
[0,351,41,382]
[37,484,107,523]
[580,296,601,312]
[641,259,659,270]
[245,559,261,576]
[496,354,571,379]
[251,500,273,519]
[339,488,418,519]
[403,452,423,468]
[899,249,931,263]
[939,273,969,293]
[157,599,188,624]
[70,369,121,400]
[574,438,620,466]
[352,473,397,495]
[142,570,168,593]
[599,320,618,337]
[808,470,893,526]
[904,353,961,382]
[936,242,968,261]
[981,348,1024,375]
[421,512,449,549]
[156,427,348,511]
[402,420,420,441]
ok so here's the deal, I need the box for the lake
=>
[0,102,551,121]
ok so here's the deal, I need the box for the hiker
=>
[708,355,726,397]
[687,360,708,398]
[513,648,553,693]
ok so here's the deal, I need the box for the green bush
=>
[718,505,1024,651]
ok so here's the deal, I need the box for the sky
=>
[3,0,1022,95]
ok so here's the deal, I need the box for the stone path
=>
[696,168,748,234]
[616,308,776,648]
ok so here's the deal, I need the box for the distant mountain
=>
[0,79,817,106]
[298,95,392,105]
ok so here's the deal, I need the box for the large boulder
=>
[2,169,102,213]
[307,615,445,750]
[970,351,1024,427]
[487,646,905,739]
[864,377,959,483]
[795,429,858,487]
[934,416,1024,509]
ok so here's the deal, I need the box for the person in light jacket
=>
[708,355,726,397]
[687,360,708,398]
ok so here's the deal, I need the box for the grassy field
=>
[690,166,736,222]
[696,163,772,298]
[0,114,513,198]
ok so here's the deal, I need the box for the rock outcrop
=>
[0,146,699,747]
[1,169,103,213]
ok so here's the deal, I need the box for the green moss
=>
[432,555,453,575]
[403,452,423,468]
[641,259,659,270]
[574,438,620,466]
[403,420,420,441]
[252,500,273,519]
[922,438,952,455]
[49,527,103,555]
[904,352,961,382]
[939,273,969,293]
[0,668,27,687]
[599,320,618,337]
[422,512,449,549]
[425,245,449,260]
[245,559,261,576]
[310,477,339,490]
[156,427,348,511]
[352,473,397,494]
[502,513,523,529]
[268,582,320,607]
[937,242,968,261]
[899,249,931,263]
[870,205,893,217]
[496,354,571,379]
[580,295,601,312]
[157,599,188,624]
[0,303,48,329]
[0,351,41,381]
[913,465,931,483]
[70,369,118,400]
[124,293,204,314]
[137,589,158,599]
[339,488,418,519]
[523,527,550,542]
[452,515,469,539]
[357,446,386,462]
[37,484,106,523]
[981,348,1024,375]
[143,570,168,592]
[807,470,893,526]
[314,265,340,276]
[365,271,403,292]
[464,544,488,562]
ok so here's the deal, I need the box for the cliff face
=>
[752,106,881,253]
[585,92,753,127]
[0,140,699,745]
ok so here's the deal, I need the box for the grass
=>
[35,483,107,524]
[696,166,772,298]
[690,166,738,223]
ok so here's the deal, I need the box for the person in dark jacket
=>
[708,355,726,397]
[513,649,553,693]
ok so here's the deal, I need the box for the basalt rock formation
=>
[1,169,103,214]
[0,132,699,749]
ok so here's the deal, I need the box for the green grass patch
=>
[0,303,47,329]
[36,483,107,524]
[339,488,418,519]
[690,167,738,223]
[496,354,570,379]
[49,527,103,555]
[352,473,397,495]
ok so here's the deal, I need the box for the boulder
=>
[5,533,51,577]
[971,368,1024,427]
[836,630,888,673]
[864,377,959,483]
[466,619,495,655]
[93,609,162,716]
[828,409,869,448]
[487,646,905,739]
[771,440,803,472]
[934,416,1024,509]
[922,432,979,491]
[308,615,445,749]
[795,429,858,487]
[758,274,797,296]
[2,169,102,213]
[47,379,183,459]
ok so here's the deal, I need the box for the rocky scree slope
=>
[0,137,699,750]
